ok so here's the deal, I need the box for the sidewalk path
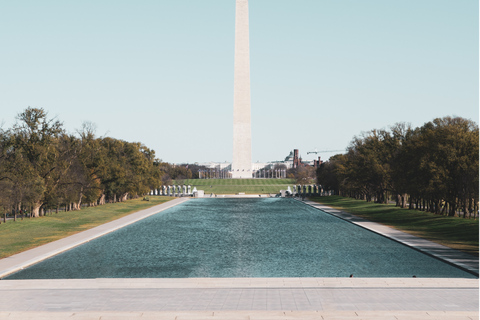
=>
[0,278,477,319]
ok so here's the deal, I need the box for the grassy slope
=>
[174,178,295,194]
[0,196,174,259]
[311,196,479,256]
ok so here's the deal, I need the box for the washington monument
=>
[232,0,252,178]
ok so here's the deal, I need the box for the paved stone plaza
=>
[0,278,478,319]
[0,198,477,319]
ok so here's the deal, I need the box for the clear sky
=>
[1,0,478,164]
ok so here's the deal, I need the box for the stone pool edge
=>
[301,198,479,277]
[0,197,189,279]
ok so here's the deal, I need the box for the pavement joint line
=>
[299,199,479,277]
[5,286,477,291]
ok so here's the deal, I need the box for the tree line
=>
[0,108,166,220]
[159,163,207,185]
[316,116,479,218]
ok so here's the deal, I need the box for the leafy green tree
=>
[0,108,165,218]
[401,117,479,215]
[316,154,347,195]
[342,129,395,203]
[11,108,67,217]
[95,138,162,203]
[0,129,13,219]
[319,116,478,218]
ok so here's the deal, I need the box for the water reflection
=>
[5,198,476,279]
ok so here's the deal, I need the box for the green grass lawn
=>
[0,196,174,259]
[311,196,479,256]
[174,178,295,194]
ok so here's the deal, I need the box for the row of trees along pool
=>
[316,116,479,218]
[0,108,167,220]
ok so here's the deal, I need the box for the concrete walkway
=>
[0,278,478,319]
[0,197,478,319]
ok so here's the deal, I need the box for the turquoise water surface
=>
[5,198,476,279]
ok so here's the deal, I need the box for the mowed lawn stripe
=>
[173,179,296,194]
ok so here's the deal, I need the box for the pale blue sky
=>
[1,0,478,163]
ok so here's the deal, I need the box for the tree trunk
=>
[435,200,441,215]
[76,191,83,211]
[448,202,456,217]
[474,201,478,220]
[468,198,473,219]
[120,193,129,202]
[440,202,446,215]
[98,194,106,205]
[32,201,42,218]
[15,203,20,221]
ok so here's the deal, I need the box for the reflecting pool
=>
[5,198,476,279]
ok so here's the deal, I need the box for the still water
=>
[5,198,476,279]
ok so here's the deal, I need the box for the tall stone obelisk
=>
[232,0,252,179]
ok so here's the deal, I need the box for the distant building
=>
[196,149,322,179]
